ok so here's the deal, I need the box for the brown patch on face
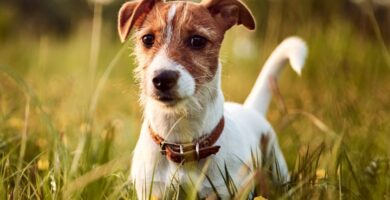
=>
[165,2,224,85]
[132,2,171,88]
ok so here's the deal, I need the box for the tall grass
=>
[1,0,390,199]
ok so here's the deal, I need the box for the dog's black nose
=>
[152,70,179,91]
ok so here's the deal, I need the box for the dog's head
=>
[118,0,255,109]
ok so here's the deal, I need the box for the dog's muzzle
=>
[152,70,179,102]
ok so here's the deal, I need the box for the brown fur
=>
[166,2,224,84]
[118,0,163,42]
[118,0,255,89]
[201,0,256,31]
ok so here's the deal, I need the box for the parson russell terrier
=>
[117,0,307,198]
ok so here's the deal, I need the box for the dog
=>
[117,0,307,198]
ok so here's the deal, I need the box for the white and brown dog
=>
[117,0,307,198]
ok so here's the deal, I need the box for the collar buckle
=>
[195,142,200,160]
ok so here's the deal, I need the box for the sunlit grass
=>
[1,1,390,199]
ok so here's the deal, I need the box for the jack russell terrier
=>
[117,0,307,198]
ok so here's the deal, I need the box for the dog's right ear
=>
[118,0,161,43]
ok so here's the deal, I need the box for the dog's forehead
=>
[139,1,221,37]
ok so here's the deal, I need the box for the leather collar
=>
[148,117,225,163]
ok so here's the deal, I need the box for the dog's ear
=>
[118,0,162,43]
[201,0,255,32]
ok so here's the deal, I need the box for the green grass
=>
[1,1,390,199]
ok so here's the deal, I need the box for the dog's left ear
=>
[201,0,255,32]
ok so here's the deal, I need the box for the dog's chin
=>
[151,94,183,108]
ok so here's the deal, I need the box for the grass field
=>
[1,0,390,199]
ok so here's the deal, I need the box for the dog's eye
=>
[142,34,155,48]
[188,35,207,50]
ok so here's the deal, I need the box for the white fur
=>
[132,36,307,199]
[245,37,308,115]
[146,50,195,101]
[166,4,177,43]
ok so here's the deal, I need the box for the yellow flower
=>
[37,157,50,171]
[36,138,48,148]
[80,123,91,133]
[7,117,24,129]
[150,196,159,200]
[316,169,326,179]
[254,196,268,200]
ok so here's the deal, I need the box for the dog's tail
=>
[244,37,308,115]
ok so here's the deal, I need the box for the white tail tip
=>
[282,37,308,76]
[244,36,308,115]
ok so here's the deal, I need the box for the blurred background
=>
[0,0,389,199]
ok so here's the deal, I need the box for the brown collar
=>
[149,117,225,163]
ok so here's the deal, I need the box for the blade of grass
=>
[205,174,222,200]
[343,150,372,199]
[147,159,159,200]
[188,159,217,200]
[17,95,30,171]
[216,163,233,198]
[338,163,342,200]
[224,162,238,196]
[364,1,390,68]
[63,154,130,199]
[88,41,130,117]
[0,65,61,174]
[88,2,103,91]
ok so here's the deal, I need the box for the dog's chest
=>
[131,111,266,192]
